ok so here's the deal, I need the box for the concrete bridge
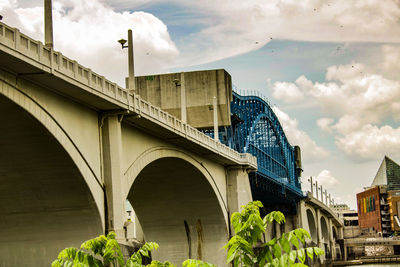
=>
[300,192,344,261]
[0,22,258,266]
[0,20,345,266]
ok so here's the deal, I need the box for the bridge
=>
[0,20,343,266]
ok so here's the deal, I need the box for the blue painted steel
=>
[202,91,303,198]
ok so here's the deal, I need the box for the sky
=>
[1,0,400,209]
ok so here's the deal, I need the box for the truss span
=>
[203,92,303,211]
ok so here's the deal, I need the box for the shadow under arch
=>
[306,208,318,244]
[0,84,103,265]
[125,149,229,266]
[320,216,329,243]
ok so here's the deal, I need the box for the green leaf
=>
[314,247,325,256]
[279,236,291,254]
[297,248,306,263]
[306,247,314,260]
[272,243,281,259]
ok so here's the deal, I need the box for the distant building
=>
[356,156,400,237]
[332,204,360,238]
[388,190,400,232]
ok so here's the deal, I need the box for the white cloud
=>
[316,118,334,133]
[315,170,339,188]
[326,63,365,82]
[335,124,400,160]
[0,0,179,85]
[272,107,329,163]
[272,81,303,103]
[87,0,400,67]
[271,55,400,162]
[382,45,400,78]
[4,0,400,74]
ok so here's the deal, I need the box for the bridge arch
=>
[0,82,104,265]
[306,208,318,244]
[124,147,228,266]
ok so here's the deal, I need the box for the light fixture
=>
[118,38,128,49]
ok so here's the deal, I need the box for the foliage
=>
[52,201,323,267]
[52,232,160,267]
[223,201,324,267]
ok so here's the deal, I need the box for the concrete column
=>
[226,167,252,234]
[128,29,135,93]
[44,0,53,48]
[180,72,187,123]
[344,244,348,261]
[316,209,322,248]
[101,115,125,239]
[328,218,334,259]
[213,96,218,141]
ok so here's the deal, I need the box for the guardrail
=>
[0,22,257,168]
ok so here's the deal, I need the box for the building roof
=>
[371,156,400,191]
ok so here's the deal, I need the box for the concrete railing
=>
[0,22,257,168]
[0,23,129,103]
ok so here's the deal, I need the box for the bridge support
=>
[226,167,253,226]
[101,115,126,239]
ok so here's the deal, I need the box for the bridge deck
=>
[0,22,257,169]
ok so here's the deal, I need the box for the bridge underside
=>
[250,172,304,215]
[0,95,102,266]
[128,158,228,267]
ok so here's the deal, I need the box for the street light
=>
[118,29,135,92]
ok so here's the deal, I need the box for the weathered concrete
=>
[134,69,232,129]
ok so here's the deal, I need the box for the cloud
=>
[382,45,400,79]
[89,0,400,67]
[272,81,303,103]
[335,124,400,160]
[316,118,334,133]
[0,0,179,85]
[4,0,400,76]
[315,170,339,188]
[271,53,400,161]
[272,107,329,163]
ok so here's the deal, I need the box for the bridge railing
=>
[131,93,257,166]
[0,21,257,168]
[0,22,130,104]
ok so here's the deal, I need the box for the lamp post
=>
[118,29,135,92]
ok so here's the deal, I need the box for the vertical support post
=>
[128,29,135,92]
[213,96,218,141]
[309,176,314,196]
[180,72,187,123]
[325,189,328,205]
[44,0,53,48]
[226,167,253,233]
[320,186,324,201]
[315,180,319,200]
[102,115,125,239]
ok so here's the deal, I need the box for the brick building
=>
[357,186,381,232]
[356,156,400,237]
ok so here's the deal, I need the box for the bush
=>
[52,201,322,267]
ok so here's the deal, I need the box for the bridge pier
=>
[226,167,253,215]
[101,115,126,240]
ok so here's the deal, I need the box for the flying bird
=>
[0,15,3,20]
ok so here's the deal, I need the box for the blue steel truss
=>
[202,91,303,210]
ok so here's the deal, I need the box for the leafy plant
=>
[52,201,323,267]
[52,232,160,267]
[224,201,324,267]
